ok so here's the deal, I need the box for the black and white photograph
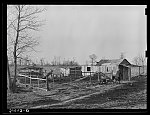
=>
[7,5,147,111]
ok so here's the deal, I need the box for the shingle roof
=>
[96,59,124,66]
[108,59,124,65]
[130,64,142,67]
[96,59,110,66]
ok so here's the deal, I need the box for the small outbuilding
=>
[69,66,82,77]
[81,65,98,76]
[96,59,132,81]
[18,65,44,78]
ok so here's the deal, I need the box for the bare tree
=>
[40,58,45,66]
[51,56,57,66]
[132,54,146,74]
[139,54,146,66]
[89,54,97,84]
[138,54,146,73]
[23,55,30,65]
[89,54,97,66]
[7,55,12,93]
[7,5,46,93]
[133,54,146,66]
[62,58,79,66]
[120,52,125,59]
[132,57,140,66]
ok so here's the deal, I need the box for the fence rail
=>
[17,74,47,91]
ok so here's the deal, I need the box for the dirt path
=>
[31,83,127,109]
[47,76,147,109]
[74,75,89,82]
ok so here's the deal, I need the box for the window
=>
[107,67,109,72]
[87,67,91,71]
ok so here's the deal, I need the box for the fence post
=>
[46,75,47,90]
[65,68,66,76]
[90,71,91,84]
[139,66,140,76]
[53,74,54,87]
[75,67,76,78]
[25,69,28,87]
[46,74,50,91]
[38,74,39,88]
[25,76,26,86]
[70,74,71,84]
[98,66,100,82]
[30,69,31,86]
[70,67,71,84]
[84,66,85,77]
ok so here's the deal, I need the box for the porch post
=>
[129,67,131,81]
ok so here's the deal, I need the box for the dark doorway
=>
[119,65,131,81]
[119,65,123,80]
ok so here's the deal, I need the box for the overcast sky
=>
[29,5,147,65]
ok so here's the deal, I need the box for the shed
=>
[96,59,132,81]
[81,65,98,76]
[60,67,70,76]
[18,65,44,78]
[69,66,82,77]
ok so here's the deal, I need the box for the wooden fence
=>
[17,74,48,91]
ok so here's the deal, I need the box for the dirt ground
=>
[46,75,147,109]
[7,75,147,109]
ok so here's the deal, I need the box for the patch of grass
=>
[7,87,60,109]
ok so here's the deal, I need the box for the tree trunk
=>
[12,51,17,93]
[7,56,12,93]
[12,7,21,93]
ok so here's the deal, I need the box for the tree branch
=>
[20,7,45,19]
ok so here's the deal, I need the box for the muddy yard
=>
[46,75,147,109]
[7,74,147,109]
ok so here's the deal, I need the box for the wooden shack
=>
[96,59,132,81]
[69,66,82,77]
[18,65,44,78]
[81,65,98,76]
